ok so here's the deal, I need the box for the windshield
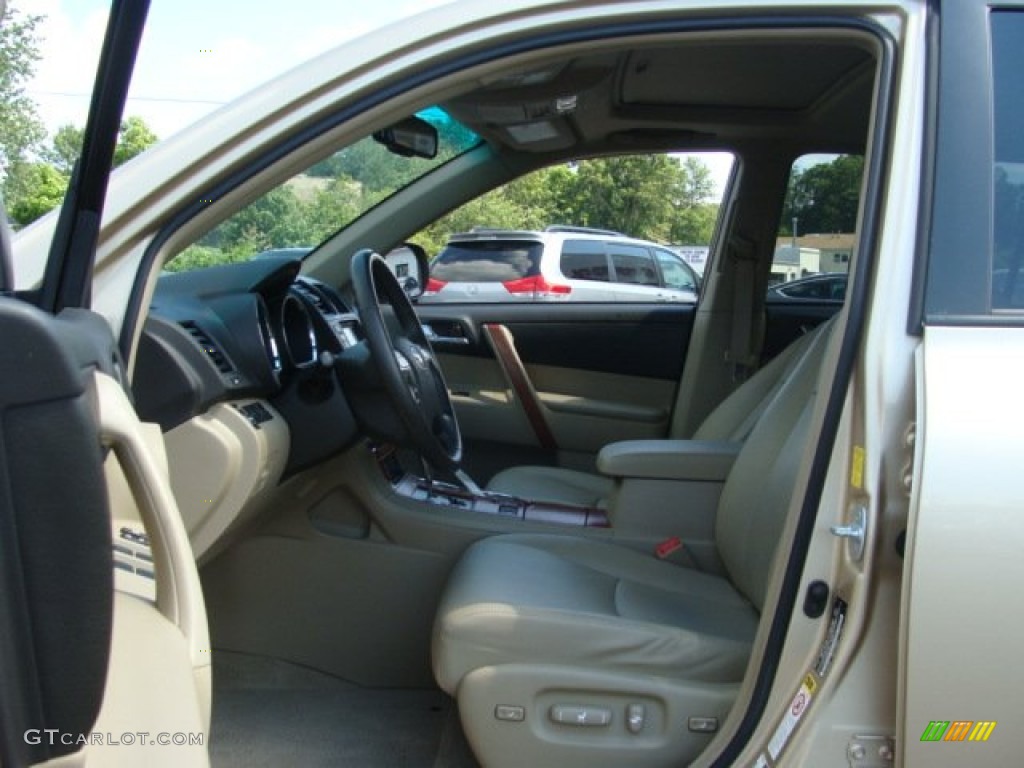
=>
[166,107,479,272]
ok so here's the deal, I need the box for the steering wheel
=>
[350,248,463,470]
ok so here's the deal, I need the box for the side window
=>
[560,240,610,282]
[992,11,1024,311]
[771,153,862,298]
[609,244,659,286]
[416,152,733,303]
[778,275,847,300]
[655,248,698,292]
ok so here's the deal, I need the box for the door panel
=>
[416,302,694,479]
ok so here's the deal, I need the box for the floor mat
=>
[210,651,478,767]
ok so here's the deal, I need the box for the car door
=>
[3,3,211,765]
[607,241,665,301]
[417,299,694,479]
[900,4,1024,765]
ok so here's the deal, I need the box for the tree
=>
[113,116,159,166]
[44,123,85,175]
[780,155,864,235]
[6,162,67,227]
[410,155,722,255]
[205,185,312,256]
[558,156,681,239]
[8,117,161,227]
[0,3,46,203]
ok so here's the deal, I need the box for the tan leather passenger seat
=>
[432,320,833,767]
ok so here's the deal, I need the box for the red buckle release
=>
[655,536,683,559]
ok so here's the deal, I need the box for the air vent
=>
[294,281,336,315]
[180,321,235,374]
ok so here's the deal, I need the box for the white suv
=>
[422,226,700,303]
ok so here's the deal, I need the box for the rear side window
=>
[609,244,659,286]
[560,240,610,281]
[993,11,1024,311]
[431,241,542,282]
[772,154,861,289]
[655,249,699,292]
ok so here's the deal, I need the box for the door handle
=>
[422,323,470,346]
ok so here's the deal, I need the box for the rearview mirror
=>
[384,243,430,300]
[373,117,438,159]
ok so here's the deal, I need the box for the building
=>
[775,233,856,274]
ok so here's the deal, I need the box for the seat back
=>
[690,323,825,442]
[714,321,833,610]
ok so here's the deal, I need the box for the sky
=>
[21,0,734,196]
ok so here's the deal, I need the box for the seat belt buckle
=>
[655,536,683,559]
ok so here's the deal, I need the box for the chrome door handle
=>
[422,324,470,346]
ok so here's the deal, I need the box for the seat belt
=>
[725,234,760,383]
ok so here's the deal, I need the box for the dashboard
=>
[135,256,365,477]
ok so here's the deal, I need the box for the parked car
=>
[422,226,701,303]
[5,2,1024,768]
[766,272,849,303]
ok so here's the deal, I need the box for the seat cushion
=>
[487,465,613,507]
[432,533,759,694]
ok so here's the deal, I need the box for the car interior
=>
[6,13,882,768]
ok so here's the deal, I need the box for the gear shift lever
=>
[454,468,483,495]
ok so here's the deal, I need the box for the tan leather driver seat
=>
[486,323,827,506]
[432,321,833,768]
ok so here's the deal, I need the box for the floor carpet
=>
[210,651,478,767]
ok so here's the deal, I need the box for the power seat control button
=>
[494,705,525,722]
[688,716,719,733]
[549,705,612,727]
[626,703,646,733]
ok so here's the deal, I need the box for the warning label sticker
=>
[768,674,817,761]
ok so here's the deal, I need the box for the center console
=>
[374,444,609,528]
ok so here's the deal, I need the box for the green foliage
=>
[209,185,313,254]
[671,203,720,245]
[173,151,721,272]
[43,123,84,174]
[6,162,68,227]
[413,170,571,254]
[0,3,46,206]
[780,155,864,235]
[305,177,363,243]
[562,156,679,239]
[166,245,239,273]
[0,2,161,228]
[416,155,719,254]
[5,115,161,228]
[113,116,159,166]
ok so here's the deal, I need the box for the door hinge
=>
[901,422,916,497]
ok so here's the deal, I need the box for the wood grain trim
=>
[482,323,557,451]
